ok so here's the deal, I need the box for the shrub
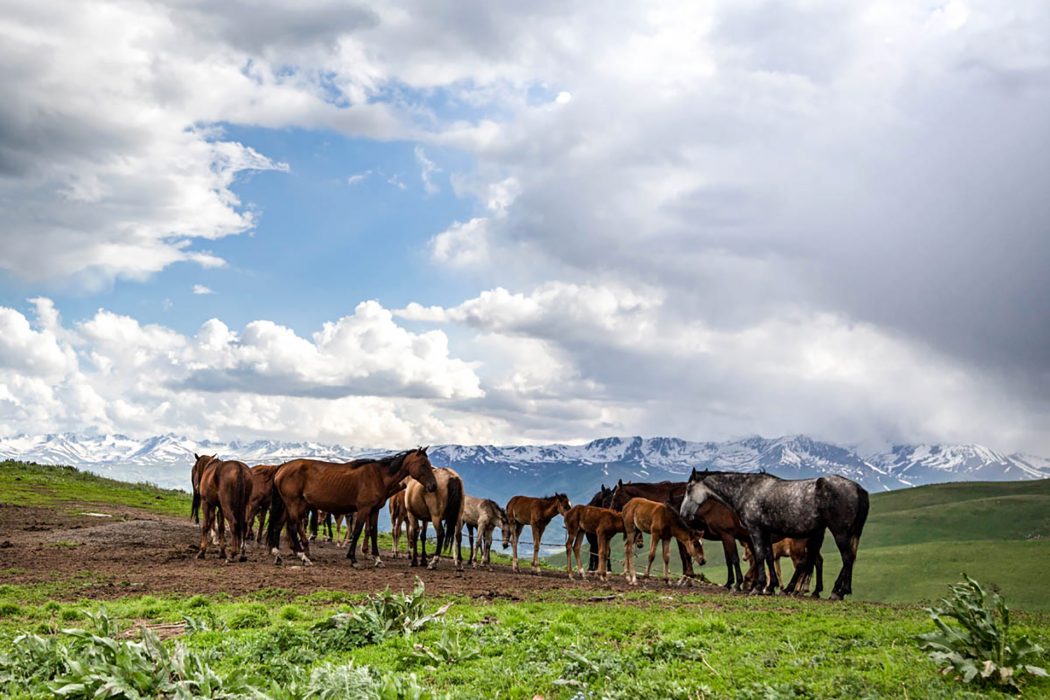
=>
[314,579,450,649]
[409,626,481,666]
[302,662,441,700]
[918,574,1047,690]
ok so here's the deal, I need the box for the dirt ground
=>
[0,503,722,601]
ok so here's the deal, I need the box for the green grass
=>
[0,584,1046,699]
[0,461,190,517]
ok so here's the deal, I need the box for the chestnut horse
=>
[611,479,752,589]
[267,448,437,566]
[743,537,824,595]
[190,454,252,563]
[246,464,277,545]
[505,493,571,573]
[622,497,705,585]
[405,468,465,570]
[585,484,615,572]
[564,504,625,581]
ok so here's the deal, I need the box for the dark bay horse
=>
[610,479,754,590]
[505,493,571,573]
[267,448,437,567]
[246,464,277,544]
[190,454,252,563]
[680,469,868,599]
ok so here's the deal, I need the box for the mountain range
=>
[2,433,1048,508]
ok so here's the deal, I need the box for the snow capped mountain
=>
[1,433,1048,502]
[868,443,1050,484]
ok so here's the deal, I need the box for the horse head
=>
[499,507,512,550]
[553,493,572,515]
[405,447,438,493]
[680,475,718,521]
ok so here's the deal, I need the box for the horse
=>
[681,469,868,599]
[245,464,277,545]
[611,479,753,590]
[505,493,572,574]
[742,537,823,595]
[405,468,465,570]
[267,447,437,567]
[585,484,615,572]
[462,496,510,568]
[621,497,705,585]
[190,454,252,563]
[389,481,411,557]
[563,504,625,581]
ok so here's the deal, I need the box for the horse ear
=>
[194,453,199,461]
[421,445,429,454]
[617,478,623,487]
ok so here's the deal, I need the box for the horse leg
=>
[662,537,672,585]
[586,531,599,572]
[197,502,213,559]
[644,535,658,580]
[597,533,610,582]
[346,512,367,567]
[748,532,772,595]
[676,539,695,580]
[531,523,544,574]
[624,525,637,585]
[511,522,523,573]
[814,552,825,598]
[428,516,443,570]
[774,555,785,592]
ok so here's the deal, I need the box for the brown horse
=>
[622,497,705,585]
[611,479,752,589]
[405,468,465,570]
[563,504,625,581]
[743,537,824,595]
[267,447,437,566]
[190,454,252,563]
[505,493,571,574]
[246,464,277,545]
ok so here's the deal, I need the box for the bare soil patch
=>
[0,503,726,602]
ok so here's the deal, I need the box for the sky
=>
[0,0,1048,454]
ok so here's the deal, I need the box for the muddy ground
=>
[0,502,724,601]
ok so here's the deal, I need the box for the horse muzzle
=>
[426,483,437,493]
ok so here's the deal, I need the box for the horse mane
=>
[666,499,697,534]
[344,449,412,474]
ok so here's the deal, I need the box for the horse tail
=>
[441,475,464,555]
[191,488,201,525]
[267,478,287,550]
[850,486,870,556]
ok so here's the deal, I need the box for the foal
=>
[622,497,705,585]
[505,493,571,574]
[462,496,510,568]
[743,537,824,595]
[246,464,277,545]
[563,504,625,581]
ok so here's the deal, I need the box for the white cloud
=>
[429,218,491,267]
[414,146,440,194]
[192,285,215,295]
[0,298,495,445]
[347,170,372,185]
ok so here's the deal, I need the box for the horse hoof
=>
[426,562,437,570]
[239,555,248,563]
[195,552,205,560]
[374,558,384,568]
[811,592,821,599]
[829,592,843,601]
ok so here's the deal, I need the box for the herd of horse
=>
[190,447,870,600]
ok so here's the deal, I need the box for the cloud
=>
[347,170,372,185]
[0,298,493,445]
[429,218,490,267]
[414,146,441,194]
[192,285,215,295]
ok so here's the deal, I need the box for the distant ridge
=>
[2,433,1048,505]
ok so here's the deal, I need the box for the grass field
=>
[0,462,1048,698]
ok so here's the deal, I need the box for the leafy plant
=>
[410,626,481,666]
[918,574,1047,690]
[303,662,441,700]
[314,579,450,648]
